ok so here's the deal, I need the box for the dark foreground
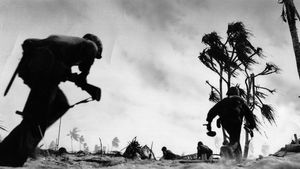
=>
[0,152,300,169]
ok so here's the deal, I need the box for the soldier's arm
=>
[69,41,100,101]
[206,101,222,124]
[77,41,97,84]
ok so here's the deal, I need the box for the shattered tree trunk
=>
[285,0,300,78]
[243,74,255,159]
[219,69,228,143]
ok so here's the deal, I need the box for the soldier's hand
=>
[75,74,87,86]
[85,84,101,101]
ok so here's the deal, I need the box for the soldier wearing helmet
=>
[160,146,180,160]
[0,34,102,167]
[205,86,257,160]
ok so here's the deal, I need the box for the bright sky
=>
[0,0,300,158]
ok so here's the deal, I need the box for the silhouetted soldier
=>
[0,34,102,167]
[197,141,213,160]
[205,86,256,160]
[160,146,180,160]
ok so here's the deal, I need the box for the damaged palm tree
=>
[279,0,300,78]
[199,22,264,144]
[199,22,280,159]
[242,63,280,158]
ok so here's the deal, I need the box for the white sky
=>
[0,0,300,158]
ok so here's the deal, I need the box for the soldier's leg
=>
[43,88,69,130]
[223,121,242,160]
[0,120,41,167]
[0,86,58,167]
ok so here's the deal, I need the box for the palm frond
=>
[264,63,281,74]
[209,90,220,103]
[250,100,260,110]
[199,49,216,70]
[202,32,222,47]
[68,127,80,141]
[260,104,276,125]
[227,22,249,37]
[238,87,246,99]
[255,91,268,99]
[252,113,260,131]
[256,47,264,57]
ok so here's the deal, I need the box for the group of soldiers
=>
[0,33,256,166]
[161,141,212,160]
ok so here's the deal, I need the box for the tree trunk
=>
[219,68,228,144]
[71,137,73,152]
[285,0,300,78]
[99,138,103,155]
[243,74,255,159]
[56,118,62,150]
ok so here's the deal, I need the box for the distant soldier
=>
[160,146,181,160]
[205,86,257,160]
[0,34,102,167]
[197,141,213,160]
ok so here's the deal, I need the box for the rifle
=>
[3,57,25,96]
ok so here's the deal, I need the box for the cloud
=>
[0,0,88,33]
[243,0,290,48]
[270,75,300,113]
[115,0,182,31]
[120,50,171,91]
[175,0,209,10]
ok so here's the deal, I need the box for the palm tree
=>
[56,118,62,149]
[242,63,280,158]
[67,127,79,152]
[79,135,85,151]
[112,137,120,150]
[199,22,279,159]
[83,143,89,152]
[199,22,262,143]
[279,0,300,78]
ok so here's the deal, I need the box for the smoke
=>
[261,144,270,156]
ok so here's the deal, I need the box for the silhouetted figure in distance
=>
[197,141,213,160]
[0,34,102,167]
[160,146,180,160]
[205,86,256,160]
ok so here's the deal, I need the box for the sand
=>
[1,152,300,169]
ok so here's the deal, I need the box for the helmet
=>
[198,141,203,146]
[226,86,240,96]
[83,33,102,59]
[161,146,167,151]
